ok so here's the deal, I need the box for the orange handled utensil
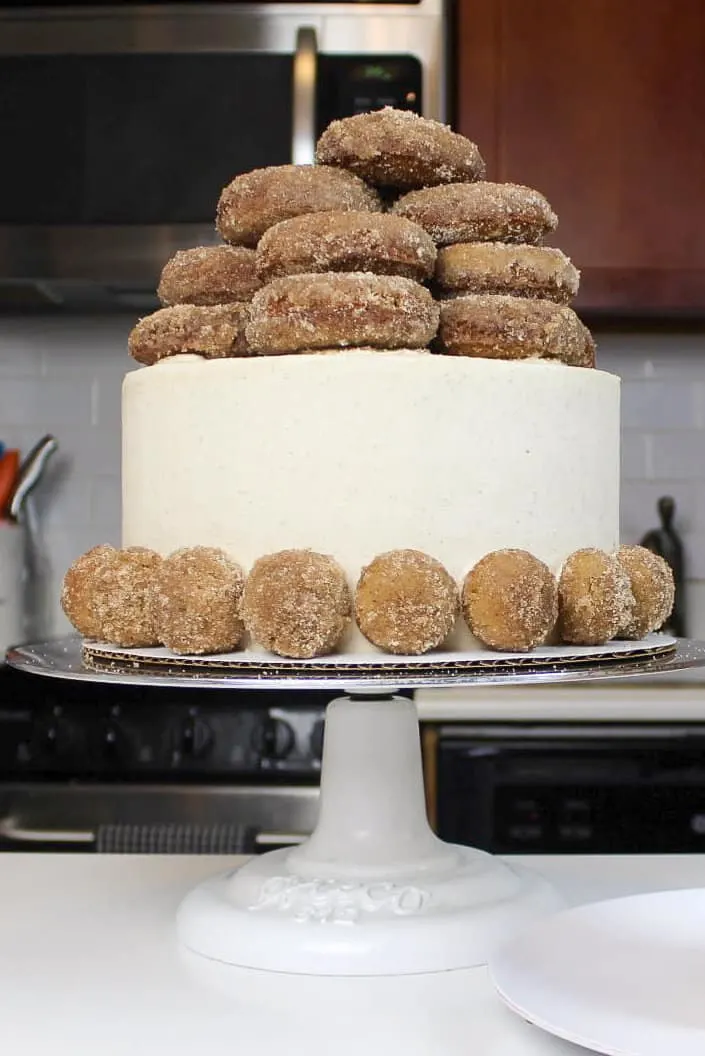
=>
[0,449,20,519]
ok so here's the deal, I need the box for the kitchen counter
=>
[416,667,705,722]
[2,853,705,1054]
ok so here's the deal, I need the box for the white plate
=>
[489,888,705,1056]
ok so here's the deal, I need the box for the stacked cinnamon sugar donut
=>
[127,106,590,368]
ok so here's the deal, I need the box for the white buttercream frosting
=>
[122,351,620,650]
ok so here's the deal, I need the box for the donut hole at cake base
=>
[616,544,675,640]
[354,550,459,656]
[240,550,352,659]
[462,549,558,653]
[61,545,162,649]
[558,549,635,647]
[156,547,246,655]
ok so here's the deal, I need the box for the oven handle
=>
[254,831,307,847]
[291,26,318,165]
[0,816,95,845]
[0,817,307,849]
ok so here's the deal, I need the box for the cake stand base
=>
[177,848,558,976]
[177,693,562,976]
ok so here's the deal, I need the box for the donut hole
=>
[355,549,458,655]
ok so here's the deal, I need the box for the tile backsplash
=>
[1,316,705,639]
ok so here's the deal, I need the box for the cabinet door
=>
[456,0,705,312]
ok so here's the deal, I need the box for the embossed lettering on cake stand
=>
[249,876,430,923]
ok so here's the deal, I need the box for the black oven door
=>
[435,726,705,855]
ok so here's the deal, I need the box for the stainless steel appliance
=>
[0,0,448,308]
[0,664,326,852]
[431,722,705,854]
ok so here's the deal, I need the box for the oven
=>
[9,662,705,857]
[0,664,327,853]
[429,723,705,855]
[0,0,448,308]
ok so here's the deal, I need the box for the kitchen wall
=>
[1,316,704,639]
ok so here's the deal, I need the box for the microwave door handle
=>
[292,26,318,165]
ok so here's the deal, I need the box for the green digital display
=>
[352,64,396,82]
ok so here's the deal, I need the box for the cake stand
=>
[8,635,705,978]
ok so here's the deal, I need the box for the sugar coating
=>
[616,544,675,638]
[355,549,458,655]
[436,242,579,304]
[62,546,162,648]
[256,210,437,284]
[462,549,558,652]
[216,165,381,247]
[156,546,245,655]
[439,294,595,367]
[246,272,439,354]
[559,548,635,645]
[158,246,260,307]
[241,550,351,658]
[393,182,557,246]
[128,304,250,365]
[316,108,485,190]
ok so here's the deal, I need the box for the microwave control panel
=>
[318,56,423,128]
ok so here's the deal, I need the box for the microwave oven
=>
[0,0,449,308]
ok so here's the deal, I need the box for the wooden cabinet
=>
[455,0,705,313]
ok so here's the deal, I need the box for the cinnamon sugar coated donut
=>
[392,182,557,247]
[354,550,458,655]
[558,549,635,646]
[462,550,558,652]
[128,304,250,365]
[61,545,118,639]
[246,273,439,354]
[436,243,579,304]
[156,547,245,655]
[90,547,162,648]
[216,165,381,247]
[616,545,675,639]
[157,246,260,307]
[240,550,351,659]
[315,108,485,190]
[438,295,595,367]
[61,545,162,647]
[256,211,437,284]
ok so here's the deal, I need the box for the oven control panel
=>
[0,667,328,779]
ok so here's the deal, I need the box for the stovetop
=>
[0,663,333,781]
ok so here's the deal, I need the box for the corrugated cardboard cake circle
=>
[83,635,677,684]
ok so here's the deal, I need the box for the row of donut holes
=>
[62,543,673,660]
[128,109,593,369]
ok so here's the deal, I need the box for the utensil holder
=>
[0,522,25,657]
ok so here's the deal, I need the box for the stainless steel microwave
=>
[0,1,448,308]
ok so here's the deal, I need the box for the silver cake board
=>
[6,633,693,692]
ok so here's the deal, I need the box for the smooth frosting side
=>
[122,351,620,651]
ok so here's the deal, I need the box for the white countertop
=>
[415,668,705,722]
[2,852,705,1054]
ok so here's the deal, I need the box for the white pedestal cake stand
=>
[8,635,705,978]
